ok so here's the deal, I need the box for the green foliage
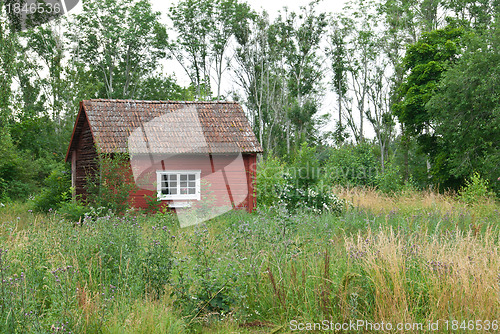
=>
[136,75,195,101]
[394,23,465,136]
[169,0,254,99]
[0,129,32,201]
[288,142,320,189]
[255,155,286,207]
[458,172,494,205]
[32,165,71,212]
[322,142,379,187]
[85,153,137,214]
[57,200,89,222]
[375,160,403,194]
[68,0,168,99]
[425,20,500,195]
[279,177,347,214]
[257,145,347,214]
[144,193,162,214]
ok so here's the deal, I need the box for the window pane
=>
[180,174,187,181]
[180,181,187,187]
[170,181,177,187]
[180,188,187,194]
[170,188,177,195]
[170,174,177,181]
[188,181,195,187]
[162,175,168,182]
[188,174,195,181]
[188,188,195,194]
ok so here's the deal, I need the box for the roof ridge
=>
[85,99,238,104]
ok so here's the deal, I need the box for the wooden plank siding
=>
[73,115,98,200]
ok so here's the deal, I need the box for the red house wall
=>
[128,153,257,213]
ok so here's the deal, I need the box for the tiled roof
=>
[69,99,263,156]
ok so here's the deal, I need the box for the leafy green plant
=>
[85,152,138,214]
[375,160,403,194]
[458,172,494,204]
[279,175,347,214]
[0,130,32,201]
[142,228,174,298]
[57,199,89,221]
[255,154,286,207]
[145,193,162,214]
[32,165,71,212]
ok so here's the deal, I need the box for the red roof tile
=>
[67,99,263,159]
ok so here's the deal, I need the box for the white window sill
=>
[167,202,192,208]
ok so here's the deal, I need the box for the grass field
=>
[1,189,499,333]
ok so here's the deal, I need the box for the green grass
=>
[0,192,499,333]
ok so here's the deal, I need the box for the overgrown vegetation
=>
[1,0,500,332]
[0,190,499,333]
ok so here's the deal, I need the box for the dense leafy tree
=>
[426,22,500,193]
[136,75,195,101]
[394,23,464,136]
[68,0,168,99]
[393,23,465,186]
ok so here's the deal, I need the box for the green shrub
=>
[255,155,286,207]
[0,130,32,201]
[289,142,320,190]
[32,166,71,212]
[57,200,89,221]
[258,145,347,214]
[458,172,494,204]
[279,175,347,214]
[322,142,379,187]
[375,161,403,194]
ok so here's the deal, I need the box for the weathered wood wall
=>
[72,113,98,200]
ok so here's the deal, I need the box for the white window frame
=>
[156,170,201,201]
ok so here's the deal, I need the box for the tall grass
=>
[0,189,499,333]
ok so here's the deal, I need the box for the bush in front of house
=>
[85,153,138,214]
[255,154,286,207]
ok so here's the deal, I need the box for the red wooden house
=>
[65,100,263,215]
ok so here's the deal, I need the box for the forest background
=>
[0,0,499,205]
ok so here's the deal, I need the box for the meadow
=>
[1,188,499,333]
